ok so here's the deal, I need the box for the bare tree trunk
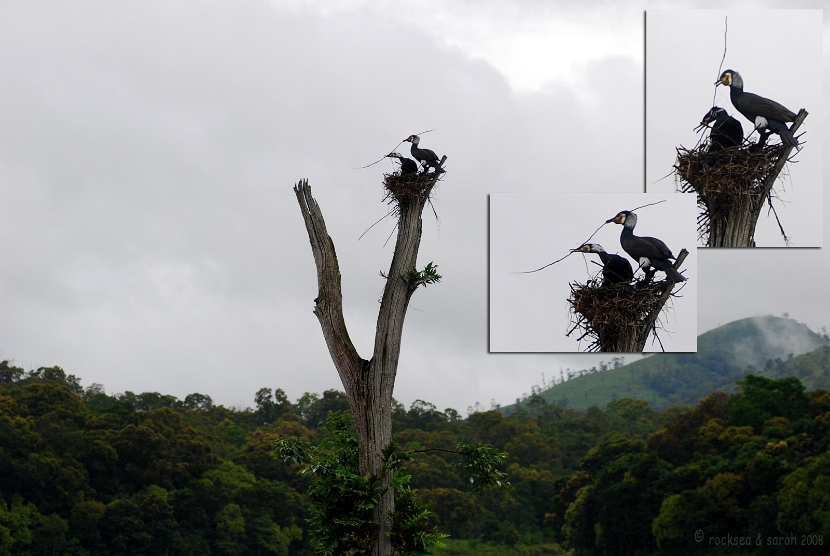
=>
[634,249,689,351]
[294,175,439,555]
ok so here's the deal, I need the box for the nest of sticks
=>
[674,140,786,241]
[383,171,438,205]
[568,278,667,352]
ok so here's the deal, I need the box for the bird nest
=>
[567,279,666,352]
[382,171,438,205]
[674,141,786,241]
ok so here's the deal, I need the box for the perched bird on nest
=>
[715,69,798,147]
[572,243,634,285]
[405,135,445,173]
[386,152,418,175]
[606,211,686,283]
[695,106,743,151]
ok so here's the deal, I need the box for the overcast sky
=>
[490,193,697,352]
[646,9,823,247]
[1,1,829,413]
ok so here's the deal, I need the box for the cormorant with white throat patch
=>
[405,134,445,173]
[715,69,798,147]
[606,211,686,283]
[573,243,634,285]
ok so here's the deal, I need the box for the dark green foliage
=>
[729,375,807,432]
[0,361,308,555]
[452,444,509,494]
[275,412,447,555]
[254,387,288,425]
[299,390,351,430]
[406,262,442,290]
[555,375,830,554]
[389,487,449,555]
[2,358,830,555]
[382,262,442,291]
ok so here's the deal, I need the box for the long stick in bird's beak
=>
[694,114,715,133]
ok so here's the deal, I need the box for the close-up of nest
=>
[674,140,785,243]
[568,279,668,352]
[382,171,438,205]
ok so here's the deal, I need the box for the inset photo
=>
[646,9,822,247]
[490,193,697,353]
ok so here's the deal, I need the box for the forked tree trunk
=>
[294,175,439,555]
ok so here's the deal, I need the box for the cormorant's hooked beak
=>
[693,119,711,133]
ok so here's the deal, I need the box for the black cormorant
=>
[405,135,445,173]
[696,106,743,151]
[573,243,634,285]
[386,152,418,175]
[715,70,798,147]
[606,211,686,283]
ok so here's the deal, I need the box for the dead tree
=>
[675,110,807,247]
[293,168,442,555]
[568,249,688,352]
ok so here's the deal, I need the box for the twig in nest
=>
[567,278,671,352]
[674,140,786,244]
[382,170,440,205]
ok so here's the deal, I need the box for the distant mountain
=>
[697,315,829,370]
[504,316,830,412]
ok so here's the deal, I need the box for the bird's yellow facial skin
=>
[579,245,590,253]
[614,213,625,224]
[721,73,731,86]
[405,135,414,143]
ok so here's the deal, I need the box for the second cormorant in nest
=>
[715,69,798,147]
[696,106,743,151]
[573,243,634,285]
[606,211,686,283]
[405,134,445,173]
[386,152,418,175]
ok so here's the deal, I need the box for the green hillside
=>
[770,345,830,391]
[505,316,829,412]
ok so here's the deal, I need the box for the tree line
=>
[1,360,828,554]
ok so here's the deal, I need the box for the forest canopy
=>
[1,360,828,554]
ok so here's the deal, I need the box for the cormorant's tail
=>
[663,267,686,283]
[767,120,798,147]
[650,259,686,283]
